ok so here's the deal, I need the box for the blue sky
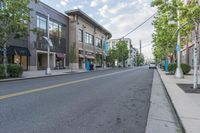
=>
[41,0,156,59]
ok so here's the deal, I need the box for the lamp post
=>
[35,0,52,75]
[174,10,184,78]
[46,14,51,75]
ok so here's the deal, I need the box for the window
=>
[96,38,102,48]
[78,29,83,42]
[86,33,94,45]
[37,15,47,32]
[36,15,66,49]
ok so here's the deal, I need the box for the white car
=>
[149,63,156,69]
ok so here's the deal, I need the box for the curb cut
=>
[157,69,186,133]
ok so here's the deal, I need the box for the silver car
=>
[149,63,156,69]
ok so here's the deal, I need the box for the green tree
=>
[136,52,144,66]
[107,49,117,67]
[69,42,77,72]
[0,0,31,77]
[116,40,129,67]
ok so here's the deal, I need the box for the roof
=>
[65,9,112,39]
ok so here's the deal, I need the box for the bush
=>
[0,65,5,78]
[7,64,23,77]
[181,64,191,74]
[168,63,191,74]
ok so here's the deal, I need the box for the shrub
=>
[168,63,191,74]
[181,64,191,74]
[0,64,5,78]
[7,64,23,77]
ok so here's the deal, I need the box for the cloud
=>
[98,2,128,17]
[73,5,84,9]
[90,0,108,7]
[60,0,69,6]
[103,4,156,58]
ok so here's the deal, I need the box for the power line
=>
[120,13,157,39]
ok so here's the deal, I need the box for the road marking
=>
[0,68,139,100]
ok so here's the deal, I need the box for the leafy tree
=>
[136,52,144,66]
[0,0,31,77]
[69,42,77,72]
[107,49,117,67]
[116,40,129,67]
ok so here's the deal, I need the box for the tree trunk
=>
[193,22,199,89]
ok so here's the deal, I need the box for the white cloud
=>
[90,0,108,7]
[98,3,128,17]
[98,5,109,17]
[73,5,84,9]
[60,0,69,6]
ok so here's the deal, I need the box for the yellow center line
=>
[0,68,138,100]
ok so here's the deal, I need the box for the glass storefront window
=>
[14,55,20,64]
[21,56,28,70]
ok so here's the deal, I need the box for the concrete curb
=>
[145,70,183,133]
[157,68,200,133]
[157,69,185,133]
[0,68,113,83]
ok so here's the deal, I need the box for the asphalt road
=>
[0,67,154,133]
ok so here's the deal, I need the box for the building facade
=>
[65,9,111,70]
[29,1,69,70]
[0,1,69,71]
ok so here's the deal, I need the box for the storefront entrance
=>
[37,52,54,70]
[0,46,30,70]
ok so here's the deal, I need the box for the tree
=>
[136,52,144,66]
[180,0,200,88]
[69,42,77,72]
[116,40,129,67]
[0,0,31,77]
[107,49,117,67]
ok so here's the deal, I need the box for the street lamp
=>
[43,35,53,75]
[169,10,184,78]
[35,0,53,75]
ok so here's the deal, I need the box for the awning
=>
[0,46,31,56]
[56,53,65,58]
[85,55,95,59]
[79,54,84,58]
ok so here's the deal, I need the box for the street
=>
[0,67,154,133]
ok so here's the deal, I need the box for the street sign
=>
[176,45,180,52]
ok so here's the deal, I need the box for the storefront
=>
[79,54,84,69]
[0,46,30,70]
[55,53,65,69]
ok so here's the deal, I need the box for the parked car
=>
[149,63,156,69]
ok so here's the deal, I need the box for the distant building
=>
[107,38,138,67]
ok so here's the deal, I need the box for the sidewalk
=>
[158,69,200,133]
[146,70,182,133]
[0,67,112,82]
